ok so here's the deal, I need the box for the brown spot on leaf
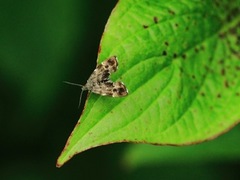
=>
[143,25,148,29]
[194,47,199,53]
[153,16,158,23]
[218,32,227,39]
[225,80,229,88]
[164,41,169,46]
[168,9,175,15]
[173,53,177,58]
[182,54,187,59]
[221,68,225,76]
[200,92,205,97]
[162,50,167,56]
[218,59,224,64]
[217,94,221,98]
[200,45,205,51]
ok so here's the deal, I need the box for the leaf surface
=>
[57,0,240,167]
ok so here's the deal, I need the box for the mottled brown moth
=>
[64,56,128,107]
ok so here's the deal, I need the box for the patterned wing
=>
[95,56,118,82]
[84,56,128,97]
[85,56,118,89]
[91,81,128,97]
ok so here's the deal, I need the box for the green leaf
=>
[57,0,240,167]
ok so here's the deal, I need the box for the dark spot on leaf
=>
[153,16,158,23]
[204,65,210,72]
[162,50,167,56]
[185,26,189,31]
[173,53,177,58]
[200,45,205,51]
[236,66,240,71]
[221,68,225,76]
[217,94,221,98]
[218,59,224,64]
[205,66,214,73]
[202,74,206,78]
[218,32,226,39]
[175,23,179,28]
[192,75,196,79]
[208,56,213,62]
[228,25,237,35]
[236,92,240,96]
[200,92,205,97]
[164,41,169,46]
[182,54,187,59]
[143,25,148,29]
[225,80,229,88]
[194,47,199,53]
[168,9,175,15]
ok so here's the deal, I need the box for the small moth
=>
[64,56,128,107]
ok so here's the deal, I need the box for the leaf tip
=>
[56,160,62,168]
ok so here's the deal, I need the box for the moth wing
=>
[101,56,118,73]
[85,56,128,97]
[87,56,118,84]
[91,81,128,97]
[112,81,128,97]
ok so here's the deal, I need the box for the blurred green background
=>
[0,0,240,179]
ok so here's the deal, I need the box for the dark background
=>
[0,0,123,179]
[0,1,240,179]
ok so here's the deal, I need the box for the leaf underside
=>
[57,0,240,167]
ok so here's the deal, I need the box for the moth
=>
[64,56,128,107]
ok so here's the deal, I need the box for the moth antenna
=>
[63,81,84,87]
[63,81,85,108]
